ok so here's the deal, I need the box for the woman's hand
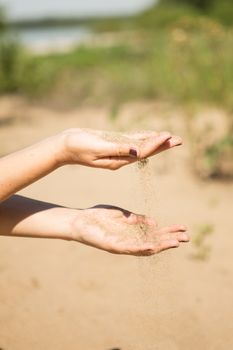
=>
[70,205,189,256]
[58,129,182,170]
[0,128,182,201]
[0,197,189,256]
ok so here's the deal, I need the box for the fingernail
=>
[129,148,138,158]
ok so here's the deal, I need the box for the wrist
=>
[51,131,70,167]
[44,207,80,241]
[54,129,79,167]
[58,208,79,241]
[68,208,86,243]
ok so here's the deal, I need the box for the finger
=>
[105,142,139,159]
[123,212,158,228]
[124,212,143,225]
[158,224,187,234]
[153,136,183,155]
[124,131,158,141]
[124,212,158,228]
[145,216,158,227]
[120,243,156,256]
[160,231,190,242]
[134,243,157,256]
[94,157,133,170]
[104,132,174,159]
[134,239,180,255]
[109,134,182,160]
[167,136,183,147]
[118,237,180,256]
[139,132,172,159]
[156,239,180,253]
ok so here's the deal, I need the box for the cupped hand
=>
[58,128,182,170]
[70,205,189,256]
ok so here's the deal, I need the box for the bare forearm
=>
[0,129,179,202]
[0,135,63,201]
[0,196,189,256]
[0,195,76,240]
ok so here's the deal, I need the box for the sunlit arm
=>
[0,135,62,202]
[0,128,181,201]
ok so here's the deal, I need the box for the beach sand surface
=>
[0,98,232,350]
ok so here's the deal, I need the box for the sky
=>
[0,0,156,20]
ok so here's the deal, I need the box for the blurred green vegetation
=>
[204,133,233,178]
[0,8,25,93]
[0,36,27,92]
[0,1,232,104]
[0,1,232,178]
[20,19,233,111]
[92,0,233,31]
[160,0,233,25]
[0,7,6,30]
[191,223,214,261]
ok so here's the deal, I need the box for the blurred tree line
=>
[160,0,233,25]
[0,7,29,93]
[0,7,5,31]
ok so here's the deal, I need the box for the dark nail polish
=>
[129,148,138,157]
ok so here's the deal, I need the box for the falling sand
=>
[87,129,159,241]
[133,147,174,350]
[99,129,157,216]
[136,158,153,217]
[84,129,173,350]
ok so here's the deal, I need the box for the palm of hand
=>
[71,206,188,256]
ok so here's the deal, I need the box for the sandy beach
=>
[0,97,232,350]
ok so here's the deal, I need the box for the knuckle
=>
[117,146,122,157]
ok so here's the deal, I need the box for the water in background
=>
[16,26,91,53]
[4,0,155,52]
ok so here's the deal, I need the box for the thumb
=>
[107,142,139,158]
[139,132,171,158]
